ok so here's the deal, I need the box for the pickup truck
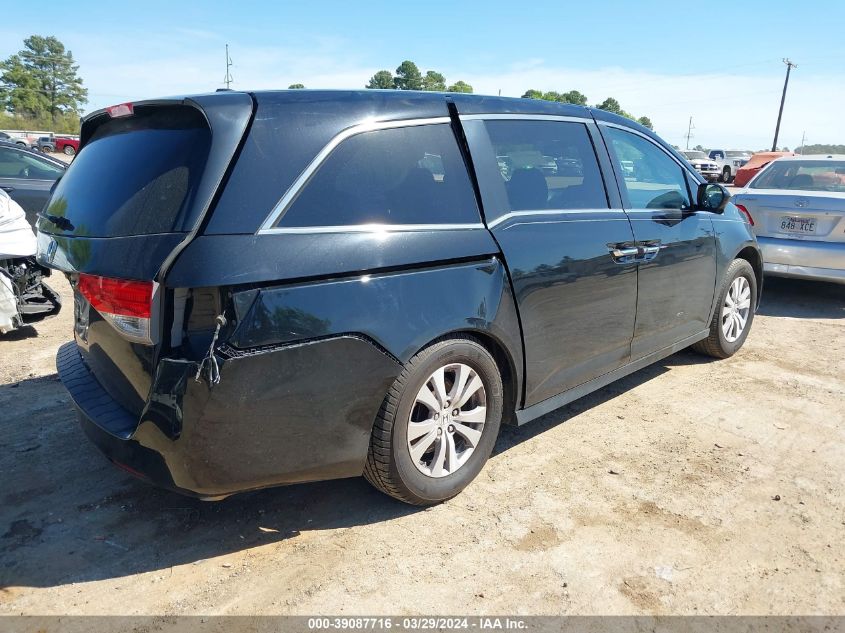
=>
[54,137,80,156]
[708,149,752,183]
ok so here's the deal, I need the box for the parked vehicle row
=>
[30,135,80,155]
[36,90,761,505]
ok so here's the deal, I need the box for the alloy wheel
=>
[721,276,751,343]
[406,363,487,478]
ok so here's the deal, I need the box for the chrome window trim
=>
[459,113,592,124]
[259,222,485,235]
[487,209,618,229]
[257,116,452,233]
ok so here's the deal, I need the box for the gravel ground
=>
[0,273,843,617]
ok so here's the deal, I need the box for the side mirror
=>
[697,182,730,212]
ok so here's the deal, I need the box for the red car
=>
[733,151,793,187]
[53,136,80,156]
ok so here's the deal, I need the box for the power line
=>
[772,58,797,151]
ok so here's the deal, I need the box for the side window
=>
[279,123,479,227]
[605,127,691,210]
[0,147,26,178]
[483,120,608,211]
[0,149,63,180]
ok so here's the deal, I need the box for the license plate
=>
[779,216,816,234]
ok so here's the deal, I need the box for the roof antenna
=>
[223,44,233,89]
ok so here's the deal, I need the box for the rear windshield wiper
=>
[38,213,75,232]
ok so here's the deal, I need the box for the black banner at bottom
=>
[1,616,844,633]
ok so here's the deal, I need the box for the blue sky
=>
[2,0,844,148]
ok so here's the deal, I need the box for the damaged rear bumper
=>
[57,335,401,498]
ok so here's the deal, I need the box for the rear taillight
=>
[735,204,755,226]
[78,274,155,343]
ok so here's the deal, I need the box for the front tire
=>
[63,145,76,156]
[692,258,757,358]
[721,166,732,183]
[364,335,503,505]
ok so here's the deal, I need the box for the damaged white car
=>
[0,189,61,334]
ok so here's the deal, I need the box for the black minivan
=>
[37,90,761,505]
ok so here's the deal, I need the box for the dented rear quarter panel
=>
[110,257,524,495]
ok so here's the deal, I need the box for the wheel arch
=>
[412,328,521,426]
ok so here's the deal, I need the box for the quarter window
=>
[279,123,479,227]
[483,120,608,212]
[606,127,692,209]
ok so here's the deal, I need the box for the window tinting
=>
[483,120,607,212]
[44,106,211,237]
[606,127,691,210]
[279,123,479,227]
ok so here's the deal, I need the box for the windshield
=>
[750,160,845,192]
[684,151,707,159]
[726,151,749,157]
[42,105,211,237]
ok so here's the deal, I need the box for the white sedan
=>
[731,154,845,284]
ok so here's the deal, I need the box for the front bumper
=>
[759,237,845,284]
[694,168,721,182]
[57,336,401,497]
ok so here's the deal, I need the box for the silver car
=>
[732,154,845,284]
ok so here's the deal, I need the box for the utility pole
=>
[684,116,695,150]
[799,130,806,155]
[224,44,233,89]
[772,58,797,151]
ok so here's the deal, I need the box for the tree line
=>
[0,35,87,134]
[521,89,653,129]
[289,64,654,132]
[291,60,473,93]
[796,143,845,155]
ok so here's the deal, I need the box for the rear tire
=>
[692,258,757,358]
[364,335,503,505]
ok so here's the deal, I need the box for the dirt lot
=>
[0,273,843,616]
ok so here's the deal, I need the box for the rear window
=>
[277,123,479,228]
[44,106,211,237]
[750,160,845,192]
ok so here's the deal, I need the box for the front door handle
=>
[612,247,639,258]
[608,245,640,264]
[608,240,663,264]
[0,185,14,192]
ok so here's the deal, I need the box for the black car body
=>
[0,140,66,225]
[37,90,762,503]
